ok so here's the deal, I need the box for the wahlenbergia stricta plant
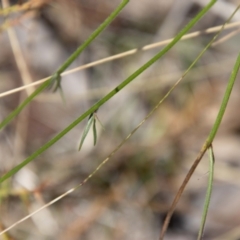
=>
[0,8,236,235]
[0,1,239,238]
[0,2,225,233]
[0,0,216,184]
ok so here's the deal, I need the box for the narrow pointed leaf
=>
[93,117,97,146]
[78,115,94,151]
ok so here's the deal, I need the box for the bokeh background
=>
[1,0,240,239]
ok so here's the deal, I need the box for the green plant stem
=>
[205,53,240,146]
[0,0,129,131]
[160,53,240,240]
[197,145,215,240]
[0,0,216,183]
[197,53,240,238]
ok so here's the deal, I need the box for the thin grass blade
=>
[197,145,215,240]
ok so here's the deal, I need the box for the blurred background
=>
[0,0,240,239]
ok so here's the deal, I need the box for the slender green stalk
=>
[0,0,216,183]
[0,0,129,131]
[160,53,240,240]
[197,52,240,237]
[197,145,215,240]
[159,5,240,238]
[206,53,240,146]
